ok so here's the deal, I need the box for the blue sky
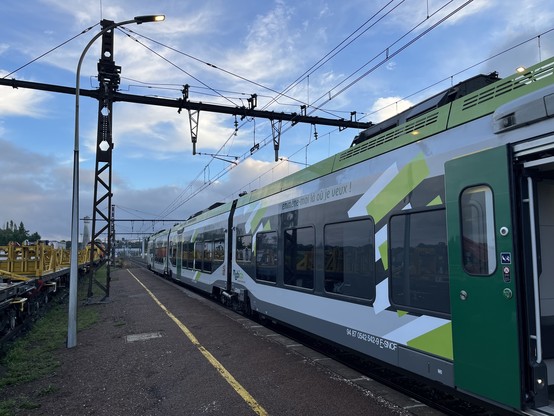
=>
[1,0,554,242]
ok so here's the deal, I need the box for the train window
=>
[154,241,165,264]
[214,240,225,270]
[390,209,450,315]
[460,186,496,275]
[236,234,253,263]
[183,241,194,269]
[170,241,177,266]
[194,241,204,271]
[324,219,374,300]
[213,239,225,270]
[203,241,213,273]
[284,227,314,289]
[256,231,277,283]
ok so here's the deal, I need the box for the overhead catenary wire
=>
[155,4,554,223]
[258,0,409,113]
[7,2,540,231]
[118,77,358,114]
[118,27,238,108]
[90,6,552,230]
[97,2,416,223]
[244,26,554,202]
[2,23,100,79]
[122,27,339,120]
[122,0,410,120]
[309,0,469,108]
[126,1,419,220]
[153,0,477,219]
[357,26,554,125]
[0,5,429,240]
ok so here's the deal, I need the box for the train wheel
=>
[9,313,16,331]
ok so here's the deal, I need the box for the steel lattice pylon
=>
[87,20,121,301]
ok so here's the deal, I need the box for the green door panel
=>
[445,146,521,409]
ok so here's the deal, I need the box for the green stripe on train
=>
[250,206,268,234]
[427,195,443,206]
[407,322,453,360]
[365,152,430,223]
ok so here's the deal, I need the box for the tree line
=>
[0,221,41,245]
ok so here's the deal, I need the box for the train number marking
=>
[500,252,511,264]
[346,328,397,351]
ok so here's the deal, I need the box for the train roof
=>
[235,56,554,208]
[350,72,500,147]
[185,200,235,226]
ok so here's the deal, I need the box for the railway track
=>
[0,285,68,355]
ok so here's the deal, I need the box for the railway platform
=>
[9,265,444,415]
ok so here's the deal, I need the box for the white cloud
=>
[223,157,300,197]
[0,138,73,240]
[222,2,302,84]
[0,81,51,117]
[389,0,495,29]
[104,103,247,157]
[368,96,413,123]
[109,156,300,229]
[39,0,120,26]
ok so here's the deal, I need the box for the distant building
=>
[82,216,91,248]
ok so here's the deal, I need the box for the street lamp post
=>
[68,15,164,348]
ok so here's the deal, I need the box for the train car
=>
[0,241,103,336]
[169,202,233,295]
[150,57,554,414]
[147,229,170,275]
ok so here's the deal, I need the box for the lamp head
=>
[134,15,165,24]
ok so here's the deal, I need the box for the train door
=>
[515,135,554,411]
[445,145,522,409]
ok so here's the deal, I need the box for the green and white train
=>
[147,57,554,414]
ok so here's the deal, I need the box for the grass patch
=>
[37,384,59,397]
[0,396,40,416]
[0,266,106,414]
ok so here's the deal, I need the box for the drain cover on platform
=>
[125,332,163,342]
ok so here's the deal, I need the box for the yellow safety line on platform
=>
[127,269,268,416]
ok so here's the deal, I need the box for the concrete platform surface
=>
[14,266,444,415]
